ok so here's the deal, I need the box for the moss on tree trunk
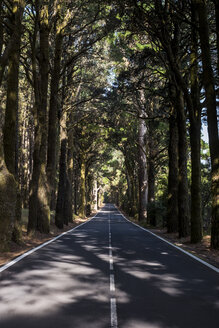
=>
[0,162,17,251]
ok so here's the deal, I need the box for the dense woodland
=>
[0,0,218,252]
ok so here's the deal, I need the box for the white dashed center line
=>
[109,209,118,328]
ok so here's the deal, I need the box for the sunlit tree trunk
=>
[93,179,98,211]
[138,114,148,222]
[79,154,86,217]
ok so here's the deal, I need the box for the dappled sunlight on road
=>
[0,205,218,328]
[0,227,111,328]
[0,251,108,317]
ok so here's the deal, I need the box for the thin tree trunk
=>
[148,121,156,226]
[93,179,98,211]
[79,154,86,217]
[138,115,148,221]
[64,116,74,223]
[125,159,136,216]
[167,104,179,233]
[55,136,67,228]
[73,160,79,215]
[125,167,132,213]
[176,89,190,238]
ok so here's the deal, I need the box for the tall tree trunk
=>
[0,144,17,251]
[125,167,132,213]
[148,120,156,226]
[176,89,190,238]
[64,115,74,223]
[0,0,3,56]
[212,0,219,75]
[3,0,24,243]
[79,154,86,217]
[73,160,79,215]
[28,1,50,234]
[167,104,179,233]
[55,124,67,229]
[138,115,148,222]
[125,159,136,216]
[86,174,93,216]
[47,20,63,210]
[93,179,98,211]
[189,2,202,243]
[194,0,219,248]
[0,0,23,85]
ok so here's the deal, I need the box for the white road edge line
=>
[116,207,219,274]
[0,211,100,273]
[111,298,118,328]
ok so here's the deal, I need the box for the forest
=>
[0,0,218,254]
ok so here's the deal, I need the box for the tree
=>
[193,0,219,248]
[28,0,50,234]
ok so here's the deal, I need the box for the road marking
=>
[0,211,100,273]
[110,274,115,292]
[110,258,114,271]
[108,207,118,328]
[115,206,219,274]
[111,298,118,328]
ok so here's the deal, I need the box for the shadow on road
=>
[0,205,218,328]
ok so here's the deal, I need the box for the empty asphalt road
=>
[0,204,218,328]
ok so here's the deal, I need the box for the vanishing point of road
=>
[0,204,218,328]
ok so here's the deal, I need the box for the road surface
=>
[0,204,218,327]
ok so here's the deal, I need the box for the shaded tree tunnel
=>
[0,0,218,255]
